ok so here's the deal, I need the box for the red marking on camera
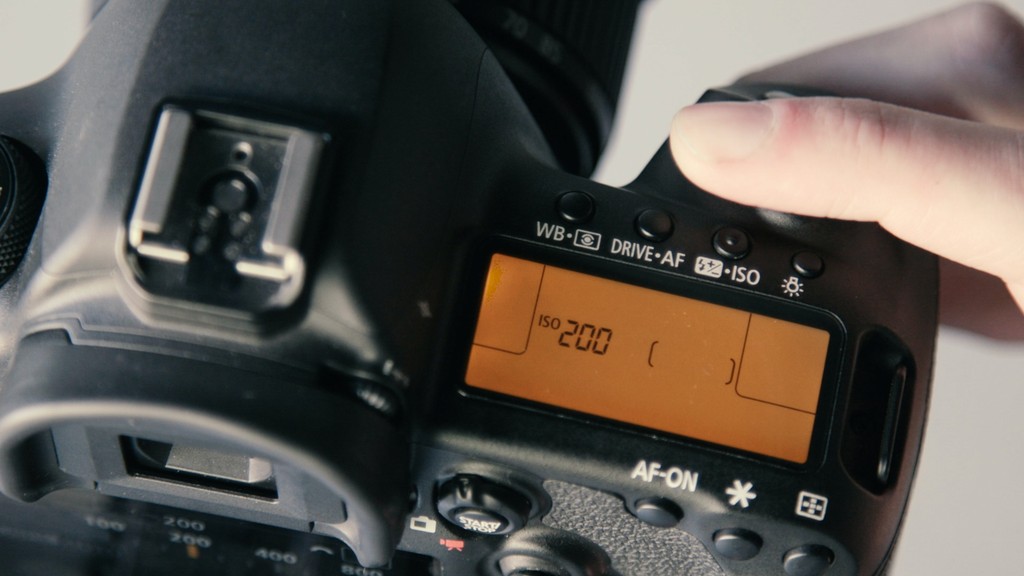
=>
[439,539,465,552]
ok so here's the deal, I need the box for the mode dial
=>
[0,137,46,288]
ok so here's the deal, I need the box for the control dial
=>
[0,136,45,288]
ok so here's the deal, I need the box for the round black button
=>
[437,475,532,535]
[713,227,751,259]
[783,545,834,576]
[636,209,674,242]
[633,497,683,528]
[713,528,763,561]
[556,191,595,223]
[792,251,825,278]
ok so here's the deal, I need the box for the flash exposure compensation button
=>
[712,227,751,259]
[556,190,595,223]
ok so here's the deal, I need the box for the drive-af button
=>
[635,209,674,242]
[437,475,533,535]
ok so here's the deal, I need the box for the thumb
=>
[669,97,1024,309]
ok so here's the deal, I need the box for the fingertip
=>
[670,101,776,164]
[672,97,910,220]
[672,95,1024,293]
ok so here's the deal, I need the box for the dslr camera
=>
[0,1,937,575]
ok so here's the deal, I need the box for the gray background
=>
[3,1,1024,574]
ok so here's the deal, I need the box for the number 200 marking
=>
[170,531,212,548]
[558,320,612,355]
[539,315,613,355]
[164,516,206,532]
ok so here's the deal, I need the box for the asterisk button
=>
[725,480,757,508]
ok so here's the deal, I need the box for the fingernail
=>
[672,101,775,161]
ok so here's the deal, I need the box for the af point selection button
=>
[783,545,835,576]
[437,475,533,536]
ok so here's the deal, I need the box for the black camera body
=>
[0,1,936,575]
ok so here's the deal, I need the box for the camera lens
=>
[454,0,642,176]
[0,137,45,288]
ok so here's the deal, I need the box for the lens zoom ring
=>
[502,0,640,107]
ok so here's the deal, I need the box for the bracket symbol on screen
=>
[648,341,658,367]
[725,358,736,385]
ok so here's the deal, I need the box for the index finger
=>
[669,97,1024,312]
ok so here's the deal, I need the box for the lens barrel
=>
[0,137,45,288]
[455,0,642,176]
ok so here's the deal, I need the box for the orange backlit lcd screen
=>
[464,253,831,463]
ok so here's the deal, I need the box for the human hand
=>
[669,3,1024,339]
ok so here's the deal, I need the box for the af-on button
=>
[632,497,683,528]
